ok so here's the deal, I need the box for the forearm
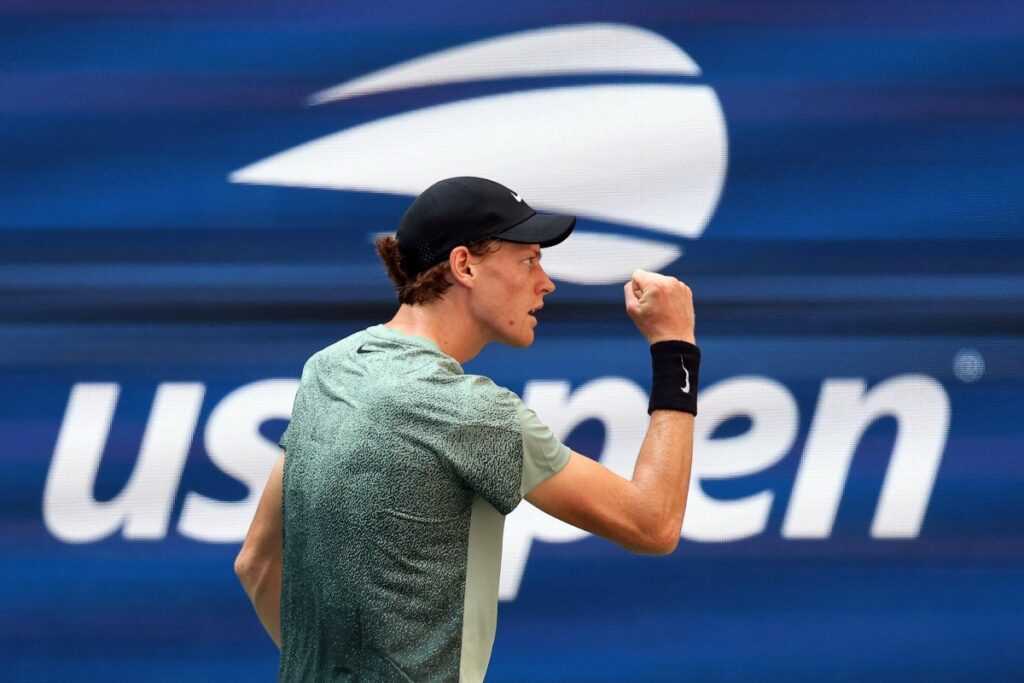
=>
[236,453,285,648]
[626,409,694,552]
[238,555,282,647]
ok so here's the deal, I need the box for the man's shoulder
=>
[311,328,370,359]
[298,328,375,372]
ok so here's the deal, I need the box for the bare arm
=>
[526,270,696,555]
[234,452,284,647]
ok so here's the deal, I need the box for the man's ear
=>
[448,246,475,288]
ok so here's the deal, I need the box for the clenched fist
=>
[624,269,696,345]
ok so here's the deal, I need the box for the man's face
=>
[468,241,556,348]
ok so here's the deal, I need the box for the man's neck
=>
[384,302,486,365]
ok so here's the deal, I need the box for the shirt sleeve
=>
[426,377,524,515]
[444,421,524,515]
[515,398,571,496]
[279,355,317,451]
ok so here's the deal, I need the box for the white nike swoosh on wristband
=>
[681,356,690,394]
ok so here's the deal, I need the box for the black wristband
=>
[648,340,701,415]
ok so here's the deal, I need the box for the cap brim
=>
[494,212,576,248]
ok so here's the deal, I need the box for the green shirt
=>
[278,325,569,682]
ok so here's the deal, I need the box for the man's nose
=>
[538,264,555,294]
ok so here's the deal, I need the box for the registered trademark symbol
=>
[953,349,985,383]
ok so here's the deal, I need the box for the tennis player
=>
[235,177,700,682]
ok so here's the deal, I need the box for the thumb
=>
[631,269,658,304]
[623,279,640,311]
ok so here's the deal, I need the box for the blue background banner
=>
[2,1,1022,681]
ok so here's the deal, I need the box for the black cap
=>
[396,177,576,280]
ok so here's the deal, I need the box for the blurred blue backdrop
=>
[2,1,1022,681]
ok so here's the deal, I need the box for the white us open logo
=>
[230,23,728,285]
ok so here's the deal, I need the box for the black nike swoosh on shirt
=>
[356,344,380,354]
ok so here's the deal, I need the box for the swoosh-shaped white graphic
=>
[232,84,727,239]
[308,23,701,105]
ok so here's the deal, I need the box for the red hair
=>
[375,236,500,304]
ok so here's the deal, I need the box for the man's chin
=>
[501,330,534,349]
